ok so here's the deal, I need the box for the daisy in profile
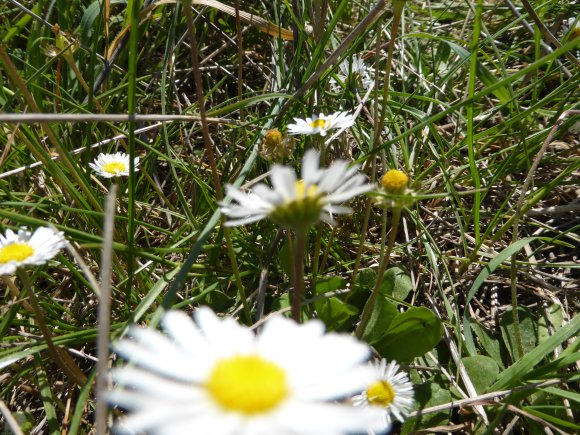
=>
[220,149,370,231]
[109,307,385,434]
[330,55,373,92]
[89,152,139,178]
[0,227,66,275]
[353,359,415,433]
[287,111,355,137]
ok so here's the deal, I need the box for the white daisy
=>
[0,227,66,275]
[89,152,139,178]
[220,149,371,230]
[353,359,415,433]
[330,55,373,92]
[287,111,355,136]
[109,307,385,435]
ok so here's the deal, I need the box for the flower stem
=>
[16,270,87,386]
[355,207,401,338]
[291,231,307,323]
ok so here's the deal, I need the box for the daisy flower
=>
[287,111,355,136]
[353,359,415,433]
[109,307,385,435]
[220,149,371,231]
[89,152,139,178]
[330,55,373,92]
[0,227,66,275]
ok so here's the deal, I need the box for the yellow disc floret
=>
[269,180,324,231]
[295,179,319,200]
[381,169,409,193]
[0,243,34,264]
[207,354,289,415]
[309,118,328,130]
[102,161,127,175]
[366,380,395,407]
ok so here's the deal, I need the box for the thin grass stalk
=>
[311,222,323,290]
[519,0,580,69]
[95,185,117,435]
[124,0,141,307]
[233,0,247,153]
[372,0,405,146]
[275,0,388,122]
[0,45,101,212]
[355,207,401,338]
[508,109,580,359]
[367,39,580,162]
[0,400,25,435]
[182,0,251,323]
[15,270,87,386]
[466,0,483,244]
[291,231,307,322]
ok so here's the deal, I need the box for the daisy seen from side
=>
[352,359,415,433]
[89,152,140,178]
[0,227,66,275]
[330,55,374,92]
[287,111,355,137]
[109,307,385,435]
[220,149,371,231]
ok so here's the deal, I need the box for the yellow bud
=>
[381,169,409,193]
[260,128,295,161]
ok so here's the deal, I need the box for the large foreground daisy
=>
[89,152,140,178]
[220,149,371,231]
[0,227,66,275]
[109,307,385,434]
[287,111,355,136]
[352,359,415,433]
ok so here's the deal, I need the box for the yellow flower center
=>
[102,161,127,175]
[367,380,395,407]
[294,179,319,200]
[309,118,328,129]
[0,243,34,264]
[381,169,409,193]
[264,128,284,144]
[206,355,289,415]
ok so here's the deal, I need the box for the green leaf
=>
[402,379,451,433]
[522,407,580,431]
[538,304,564,344]
[462,355,499,394]
[359,296,398,344]
[488,314,580,391]
[472,322,505,369]
[380,267,414,301]
[463,237,537,355]
[34,355,59,433]
[500,307,538,361]
[314,276,347,295]
[353,267,377,291]
[315,297,358,330]
[375,307,444,362]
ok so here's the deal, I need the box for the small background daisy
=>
[89,152,140,178]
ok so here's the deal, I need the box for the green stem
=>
[355,207,401,338]
[311,222,322,292]
[352,158,376,283]
[373,0,405,147]
[16,270,87,386]
[291,231,307,323]
[510,256,524,359]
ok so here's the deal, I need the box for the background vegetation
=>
[0,0,578,433]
